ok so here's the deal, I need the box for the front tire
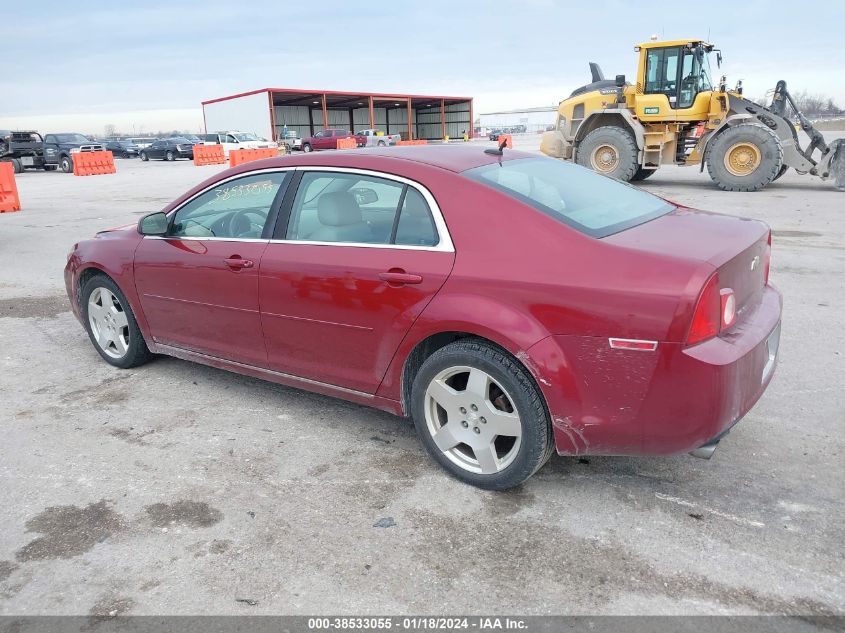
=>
[302,143,312,153]
[411,340,554,490]
[165,150,175,161]
[576,126,639,181]
[81,275,152,369]
[60,155,73,173]
[706,123,783,192]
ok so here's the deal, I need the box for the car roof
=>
[260,144,536,173]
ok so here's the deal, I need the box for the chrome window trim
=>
[141,167,295,243]
[144,165,454,252]
[273,166,454,253]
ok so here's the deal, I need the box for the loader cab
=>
[634,40,716,122]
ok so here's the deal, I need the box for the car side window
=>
[314,131,323,138]
[169,172,289,239]
[226,135,238,143]
[394,187,439,246]
[285,172,409,245]
[45,135,55,144]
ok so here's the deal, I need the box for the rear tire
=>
[59,155,73,173]
[706,123,783,192]
[81,275,152,369]
[410,339,554,490]
[140,151,148,161]
[10,159,23,174]
[377,140,386,147]
[165,151,175,161]
[631,166,657,181]
[576,126,639,182]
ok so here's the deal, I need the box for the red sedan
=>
[65,146,782,489]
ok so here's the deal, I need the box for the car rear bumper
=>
[526,284,783,456]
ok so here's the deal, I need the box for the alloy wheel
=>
[87,287,130,359]
[424,366,522,475]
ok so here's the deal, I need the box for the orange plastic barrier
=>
[72,150,116,176]
[336,137,357,150]
[395,140,428,146]
[229,148,278,167]
[193,144,226,166]
[0,162,21,213]
[497,134,513,148]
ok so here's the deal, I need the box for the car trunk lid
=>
[604,205,769,319]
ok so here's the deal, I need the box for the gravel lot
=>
[0,140,843,618]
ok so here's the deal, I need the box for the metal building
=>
[202,88,473,142]
[478,106,558,134]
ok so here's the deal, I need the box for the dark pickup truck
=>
[1,130,48,172]
[42,133,105,173]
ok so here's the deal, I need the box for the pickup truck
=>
[43,133,105,173]
[301,128,365,152]
[1,130,48,172]
[203,131,275,158]
[356,129,400,147]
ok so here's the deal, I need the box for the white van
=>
[203,131,275,157]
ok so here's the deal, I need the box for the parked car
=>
[487,129,502,141]
[64,145,781,490]
[1,130,48,172]
[356,129,400,147]
[103,140,141,158]
[139,138,194,161]
[301,128,363,152]
[43,133,104,173]
[125,137,158,150]
[203,131,274,157]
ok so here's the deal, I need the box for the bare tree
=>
[104,123,116,138]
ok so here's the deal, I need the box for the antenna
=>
[484,137,509,156]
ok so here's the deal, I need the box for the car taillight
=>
[687,273,720,345]
[687,273,738,345]
[764,230,771,285]
[720,288,736,329]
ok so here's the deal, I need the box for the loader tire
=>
[706,123,783,192]
[576,126,638,182]
[631,166,657,181]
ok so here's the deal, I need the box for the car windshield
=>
[464,157,673,238]
[234,133,260,141]
[169,137,191,143]
[55,134,92,143]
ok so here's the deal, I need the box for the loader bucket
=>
[830,139,845,191]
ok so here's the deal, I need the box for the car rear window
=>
[463,157,673,238]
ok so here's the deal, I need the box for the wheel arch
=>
[573,111,645,162]
[396,329,551,420]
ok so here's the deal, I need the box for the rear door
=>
[258,168,455,393]
[133,170,292,366]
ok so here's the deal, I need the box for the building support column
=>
[321,93,328,129]
[268,91,277,142]
[441,99,446,140]
[368,96,375,130]
[407,98,413,140]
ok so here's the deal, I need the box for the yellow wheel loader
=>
[540,38,845,191]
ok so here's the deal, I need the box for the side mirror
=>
[138,211,168,236]
[615,74,626,87]
[350,187,379,205]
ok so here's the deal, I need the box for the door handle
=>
[379,270,423,285]
[224,256,254,270]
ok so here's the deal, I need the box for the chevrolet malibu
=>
[65,146,782,490]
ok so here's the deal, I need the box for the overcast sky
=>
[3,0,844,134]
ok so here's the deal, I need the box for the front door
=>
[259,169,454,393]
[133,170,291,366]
